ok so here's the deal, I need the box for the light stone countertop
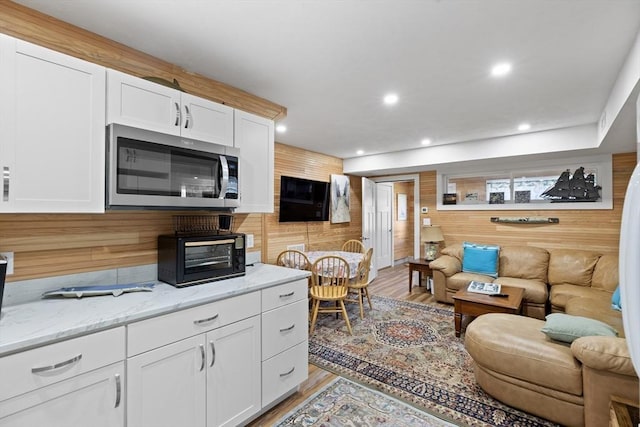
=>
[0,264,310,357]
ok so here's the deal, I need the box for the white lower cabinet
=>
[127,335,207,427]
[0,327,125,426]
[126,293,262,427]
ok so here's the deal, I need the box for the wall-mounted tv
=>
[279,176,330,222]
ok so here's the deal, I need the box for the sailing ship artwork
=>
[541,167,601,202]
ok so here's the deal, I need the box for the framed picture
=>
[397,193,407,221]
[515,190,531,204]
[330,174,351,223]
[489,192,505,204]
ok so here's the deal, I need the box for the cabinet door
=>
[181,93,234,146]
[107,69,181,136]
[207,315,261,427]
[234,110,274,213]
[127,335,206,427]
[0,362,124,427]
[0,35,106,213]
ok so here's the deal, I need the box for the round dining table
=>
[304,250,363,278]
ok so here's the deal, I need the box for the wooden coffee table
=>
[452,285,524,337]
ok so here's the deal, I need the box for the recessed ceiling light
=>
[383,93,398,105]
[491,62,512,77]
[356,150,364,155]
[421,138,432,145]
[518,123,531,131]
[276,124,287,133]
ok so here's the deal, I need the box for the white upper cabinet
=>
[107,70,234,146]
[234,110,275,213]
[0,34,106,213]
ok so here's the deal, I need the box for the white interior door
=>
[375,183,393,270]
[362,177,377,281]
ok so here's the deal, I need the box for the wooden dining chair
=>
[276,249,310,271]
[346,248,374,319]
[309,255,352,335]
[341,239,365,253]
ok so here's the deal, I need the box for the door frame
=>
[371,174,421,261]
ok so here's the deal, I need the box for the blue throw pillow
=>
[462,242,499,278]
[612,285,622,311]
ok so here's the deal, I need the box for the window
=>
[437,155,612,211]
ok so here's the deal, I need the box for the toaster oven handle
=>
[218,155,229,199]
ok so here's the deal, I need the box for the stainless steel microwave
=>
[106,124,239,209]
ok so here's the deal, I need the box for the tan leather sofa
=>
[430,244,638,426]
[429,244,618,321]
[465,313,637,427]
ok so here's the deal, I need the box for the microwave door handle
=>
[218,156,229,199]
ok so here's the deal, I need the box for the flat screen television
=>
[279,176,330,222]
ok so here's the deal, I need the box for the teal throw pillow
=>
[541,313,618,343]
[462,242,499,278]
[611,285,622,311]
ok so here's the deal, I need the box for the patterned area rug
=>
[275,377,456,426]
[309,295,559,427]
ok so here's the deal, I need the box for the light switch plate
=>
[422,218,431,226]
[246,234,254,248]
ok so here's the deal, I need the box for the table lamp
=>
[421,225,444,261]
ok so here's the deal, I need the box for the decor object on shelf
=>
[490,217,559,224]
[421,225,444,261]
[442,193,457,205]
[515,190,531,203]
[541,166,601,202]
[489,192,505,204]
[330,174,351,223]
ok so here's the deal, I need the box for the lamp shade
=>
[421,225,444,242]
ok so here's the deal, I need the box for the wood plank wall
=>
[417,152,637,255]
[393,181,414,261]
[265,144,362,263]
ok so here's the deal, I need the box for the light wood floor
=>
[247,262,438,426]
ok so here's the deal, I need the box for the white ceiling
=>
[14,0,640,161]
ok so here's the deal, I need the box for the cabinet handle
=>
[279,324,295,333]
[279,291,295,298]
[31,353,82,374]
[2,166,9,202]
[279,366,295,377]
[209,341,216,367]
[174,102,181,126]
[199,344,205,372]
[114,373,121,408]
[193,314,219,325]
[184,105,191,129]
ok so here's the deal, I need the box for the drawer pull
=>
[194,314,219,325]
[114,373,121,408]
[199,344,205,372]
[279,324,295,333]
[209,341,216,367]
[279,291,295,298]
[279,366,295,377]
[31,353,82,374]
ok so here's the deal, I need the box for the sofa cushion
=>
[565,296,624,338]
[462,242,499,277]
[493,277,548,304]
[465,313,583,396]
[548,249,600,287]
[541,313,618,343]
[591,254,619,292]
[550,284,610,311]
[498,246,549,282]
